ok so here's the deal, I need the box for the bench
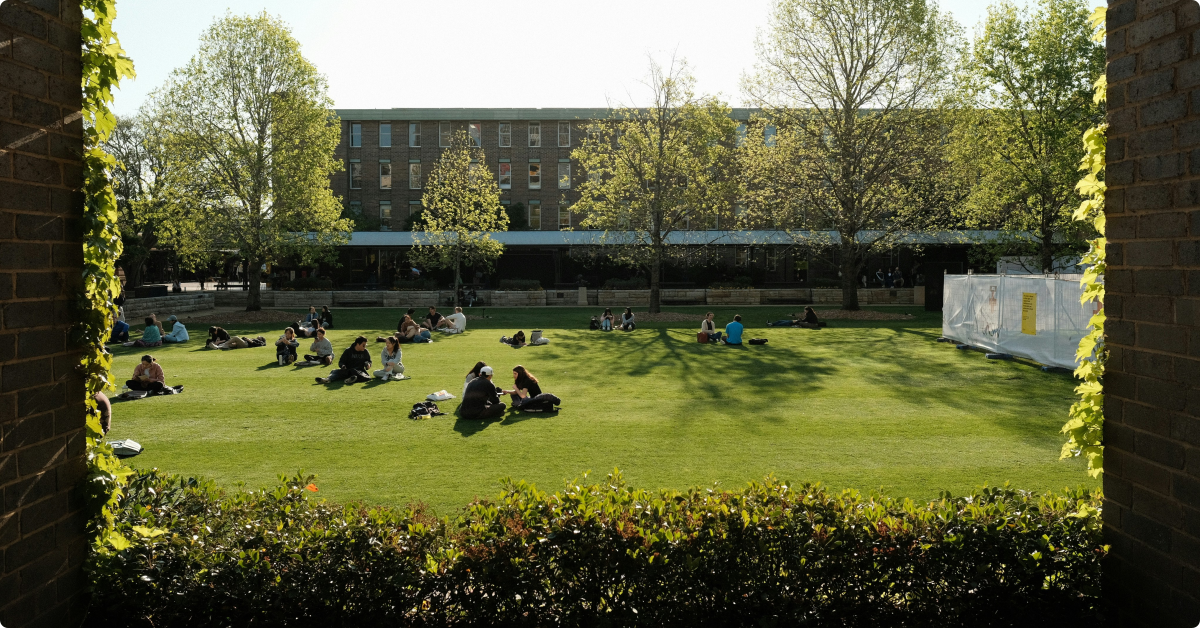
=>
[213,277,229,290]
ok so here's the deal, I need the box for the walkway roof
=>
[342,230,1007,247]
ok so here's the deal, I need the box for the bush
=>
[283,277,333,291]
[88,470,1104,628]
[393,278,437,291]
[811,278,843,288]
[497,279,541,291]
[709,276,754,289]
[602,277,647,289]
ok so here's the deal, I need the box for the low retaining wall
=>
[124,293,214,318]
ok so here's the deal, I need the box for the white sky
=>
[110,0,1030,116]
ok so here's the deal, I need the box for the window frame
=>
[558,121,571,147]
[409,122,421,147]
[558,205,571,230]
[557,160,571,189]
[498,160,512,189]
[408,161,422,190]
[498,122,511,147]
[439,122,452,148]
[349,160,362,189]
[528,121,541,147]
[528,161,541,190]
[528,200,541,230]
[379,161,392,189]
[379,201,392,231]
[468,122,482,147]
[349,123,362,148]
[379,122,392,147]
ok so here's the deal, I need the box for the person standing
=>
[460,365,506,419]
[724,314,745,345]
[893,267,904,288]
[316,336,372,385]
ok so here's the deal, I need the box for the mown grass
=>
[105,305,1097,514]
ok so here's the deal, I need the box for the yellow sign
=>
[1021,293,1037,335]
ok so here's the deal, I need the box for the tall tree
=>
[155,12,350,310]
[743,0,960,310]
[573,58,740,313]
[410,130,507,305]
[953,0,1105,273]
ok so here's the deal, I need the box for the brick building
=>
[1103,0,1200,625]
[0,0,91,626]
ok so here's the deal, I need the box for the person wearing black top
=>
[316,336,372,385]
[319,305,334,329]
[423,306,443,331]
[503,364,542,408]
[460,366,506,419]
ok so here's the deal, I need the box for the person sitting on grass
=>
[206,326,230,348]
[124,316,162,347]
[125,354,181,395]
[316,336,372,385]
[700,312,722,342]
[502,365,562,412]
[304,328,334,365]
[600,308,614,331]
[373,336,405,380]
[619,308,636,331]
[319,305,334,329]
[110,319,129,344]
[380,314,423,343]
[767,307,823,329]
[499,330,526,347]
[460,365,506,420]
[275,328,299,365]
[437,306,466,333]
[303,305,320,326]
[161,315,189,343]
[423,306,444,331]
[94,391,112,434]
[463,361,488,397]
[724,314,744,345]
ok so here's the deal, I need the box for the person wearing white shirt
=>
[161,315,189,343]
[438,307,467,333]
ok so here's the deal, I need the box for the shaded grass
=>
[105,305,1096,514]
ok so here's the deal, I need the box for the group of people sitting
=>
[289,305,335,338]
[377,306,467,344]
[460,362,560,419]
[116,314,190,347]
[313,334,405,385]
[766,307,825,329]
[591,307,637,331]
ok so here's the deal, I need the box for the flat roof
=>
[342,230,1007,247]
[335,108,762,121]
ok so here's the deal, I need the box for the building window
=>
[379,162,392,189]
[735,123,747,147]
[469,122,481,147]
[349,123,361,147]
[380,123,391,147]
[349,200,362,217]
[558,121,570,147]
[409,200,421,223]
[528,122,541,147]
[765,125,777,147]
[499,122,511,147]
[558,162,570,189]
[529,201,541,230]
[528,162,541,189]
[379,201,392,231]
[409,162,421,189]
[409,123,421,147]
[439,122,452,147]
[349,162,362,189]
[498,162,512,189]
[559,205,571,230]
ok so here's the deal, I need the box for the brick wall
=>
[0,1,90,626]
[1104,0,1200,625]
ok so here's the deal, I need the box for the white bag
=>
[426,390,455,401]
[532,337,549,345]
[107,439,143,457]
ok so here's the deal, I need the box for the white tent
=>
[942,273,1097,369]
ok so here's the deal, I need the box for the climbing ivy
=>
[1060,6,1106,478]
[80,0,137,550]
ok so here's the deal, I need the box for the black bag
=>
[409,401,445,420]
[589,317,600,330]
[748,338,768,345]
[518,393,561,413]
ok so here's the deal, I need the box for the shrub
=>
[709,276,754,289]
[497,279,541,291]
[283,277,333,291]
[602,277,647,289]
[393,277,437,291]
[88,470,1104,628]
[811,278,843,288]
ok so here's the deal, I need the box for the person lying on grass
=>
[766,307,823,329]
[304,328,334,366]
[208,334,267,350]
[373,336,405,381]
[499,330,526,347]
[460,365,506,420]
[724,314,744,345]
[379,314,424,343]
[316,336,372,385]
[275,328,299,365]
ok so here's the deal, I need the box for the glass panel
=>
[529,202,541,230]
[469,123,481,147]
[380,202,391,231]
[379,123,391,147]
[528,122,540,147]
[559,206,570,229]
[498,163,511,189]
[558,121,570,147]
[558,163,570,189]
[380,163,391,189]
[409,163,421,189]
[409,123,421,147]
[529,163,541,189]
[350,123,361,147]
[440,122,451,147]
[499,122,511,147]
[350,162,361,189]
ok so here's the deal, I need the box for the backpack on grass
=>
[409,401,444,420]
[748,338,768,345]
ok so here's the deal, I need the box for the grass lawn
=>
[105,305,1098,514]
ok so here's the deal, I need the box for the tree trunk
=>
[453,248,462,308]
[840,247,860,311]
[246,259,262,311]
[649,256,662,314]
[1040,233,1055,274]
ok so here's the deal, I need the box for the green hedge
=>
[393,278,437,291]
[602,277,648,289]
[497,278,542,291]
[283,277,333,291]
[87,471,1104,627]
